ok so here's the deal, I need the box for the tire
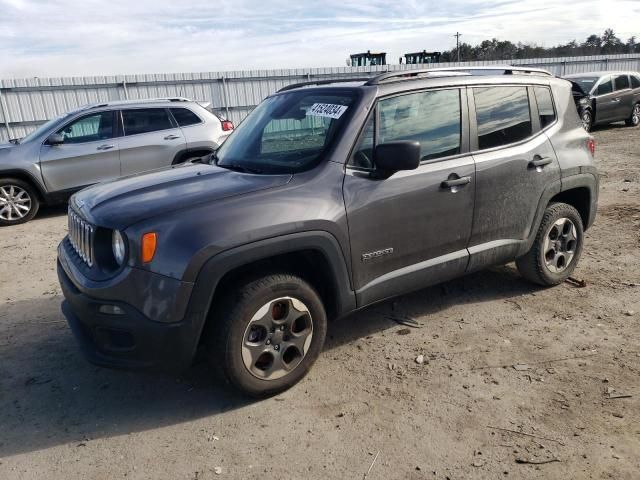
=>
[625,103,640,127]
[0,178,40,226]
[205,273,327,397]
[581,109,593,132]
[516,202,584,287]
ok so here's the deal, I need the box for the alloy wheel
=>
[632,104,640,126]
[542,218,578,273]
[0,185,32,221]
[241,297,314,380]
[582,111,592,131]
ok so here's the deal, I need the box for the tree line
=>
[440,29,639,62]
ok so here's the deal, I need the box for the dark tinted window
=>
[631,75,640,89]
[170,108,202,127]
[614,74,630,91]
[474,86,532,150]
[378,89,461,161]
[122,108,173,136]
[597,78,613,95]
[533,87,556,129]
[57,111,114,144]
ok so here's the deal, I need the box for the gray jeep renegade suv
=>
[57,67,599,396]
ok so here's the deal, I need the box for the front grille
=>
[68,207,95,267]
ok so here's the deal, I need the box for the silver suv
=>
[0,98,233,225]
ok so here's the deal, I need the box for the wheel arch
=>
[171,147,217,165]
[183,231,356,356]
[0,169,47,202]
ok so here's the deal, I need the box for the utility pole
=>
[454,32,462,65]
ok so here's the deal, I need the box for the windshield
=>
[569,76,599,94]
[214,90,357,174]
[19,113,73,143]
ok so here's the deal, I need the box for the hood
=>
[72,162,292,228]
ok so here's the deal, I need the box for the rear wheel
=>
[206,273,327,397]
[625,103,640,127]
[516,202,584,286]
[0,178,40,226]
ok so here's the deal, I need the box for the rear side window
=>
[632,76,640,89]
[614,75,630,91]
[378,89,461,161]
[170,108,202,127]
[474,86,532,150]
[533,87,556,129]
[57,111,114,144]
[597,78,613,95]
[121,108,173,136]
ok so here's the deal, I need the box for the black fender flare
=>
[519,172,598,256]
[178,231,357,364]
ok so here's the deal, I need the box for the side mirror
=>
[374,141,421,174]
[46,133,65,146]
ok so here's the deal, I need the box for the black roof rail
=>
[366,66,553,85]
[277,78,371,92]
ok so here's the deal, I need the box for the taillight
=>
[221,120,234,131]
[587,138,596,157]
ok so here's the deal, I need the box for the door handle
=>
[528,156,553,169]
[441,175,471,189]
[164,134,181,140]
[97,144,115,151]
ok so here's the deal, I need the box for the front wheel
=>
[625,103,640,127]
[581,109,593,132]
[206,273,327,397]
[0,178,40,226]
[516,202,584,286]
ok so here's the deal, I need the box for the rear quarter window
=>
[631,75,640,89]
[170,108,202,127]
[533,86,556,129]
[473,86,532,150]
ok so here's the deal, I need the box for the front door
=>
[594,76,619,123]
[39,110,120,192]
[344,88,475,306]
[467,85,561,269]
[118,108,186,176]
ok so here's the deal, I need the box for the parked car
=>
[58,67,599,396]
[565,71,640,132]
[0,98,233,225]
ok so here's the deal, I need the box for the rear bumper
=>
[57,248,201,372]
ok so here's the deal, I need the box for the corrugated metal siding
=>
[2,54,640,142]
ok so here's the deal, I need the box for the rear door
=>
[613,74,633,120]
[39,110,120,192]
[343,87,475,304]
[118,108,186,176]
[467,84,561,270]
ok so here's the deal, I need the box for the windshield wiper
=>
[220,163,264,174]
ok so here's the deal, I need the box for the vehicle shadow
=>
[35,203,68,220]
[0,265,540,457]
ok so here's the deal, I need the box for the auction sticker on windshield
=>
[307,103,348,119]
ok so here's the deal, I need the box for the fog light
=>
[99,304,125,315]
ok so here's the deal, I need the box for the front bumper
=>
[57,243,201,372]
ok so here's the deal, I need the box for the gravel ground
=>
[1,125,639,480]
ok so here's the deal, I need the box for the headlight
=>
[112,230,126,266]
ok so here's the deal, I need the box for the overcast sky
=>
[1,0,638,78]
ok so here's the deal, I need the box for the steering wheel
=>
[353,150,373,169]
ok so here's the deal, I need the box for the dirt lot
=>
[1,125,639,480]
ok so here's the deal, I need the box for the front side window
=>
[614,74,630,91]
[631,76,640,89]
[56,111,114,144]
[349,115,375,169]
[597,78,613,95]
[533,87,556,129]
[170,108,202,127]
[378,89,461,161]
[121,108,173,136]
[215,91,356,174]
[474,86,532,150]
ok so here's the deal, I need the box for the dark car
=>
[565,71,640,132]
[57,67,599,396]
